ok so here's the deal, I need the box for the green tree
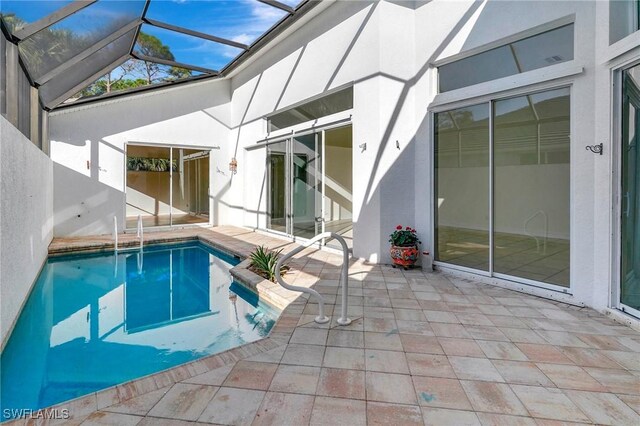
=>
[77,32,192,99]
[133,32,193,84]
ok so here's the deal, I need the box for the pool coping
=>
[5,229,307,424]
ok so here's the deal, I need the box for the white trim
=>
[488,101,494,275]
[438,265,583,307]
[433,15,576,67]
[602,307,640,332]
[262,110,353,142]
[433,261,491,277]
[611,66,623,311]
[265,83,353,119]
[49,77,232,116]
[493,273,571,295]
[430,62,583,111]
[604,31,640,64]
[619,304,640,321]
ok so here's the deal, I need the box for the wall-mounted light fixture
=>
[229,157,238,174]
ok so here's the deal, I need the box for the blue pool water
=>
[0,242,279,421]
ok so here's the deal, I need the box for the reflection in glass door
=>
[621,68,640,314]
[172,148,210,226]
[267,141,288,234]
[434,104,490,271]
[126,145,210,229]
[126,145,172,228]
[291,133,322,239]
[324,126,354,249]
[493,88,570,287]
[265,126,353,245]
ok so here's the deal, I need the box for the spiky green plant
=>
[249,246,288,282]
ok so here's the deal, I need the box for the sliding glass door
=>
[126,145,172,228]
[266,126,353,246]
[126,145,210,229]
[434,87,570,289]
[291,133,323,239]
[620,68,640,314]
[267,141,288,234]
[434,104,490,271]
[266,134,322,239]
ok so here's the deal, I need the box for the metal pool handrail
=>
[136,214,144,251]
[113,216,118,252]
[275,232,351,325]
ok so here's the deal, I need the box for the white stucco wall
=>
[0,116,54,348]
[49,79,231,236]
[411,0,598,309]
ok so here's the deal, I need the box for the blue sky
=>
[2,0,301,71]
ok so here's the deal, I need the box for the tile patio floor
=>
[25,227,640,425]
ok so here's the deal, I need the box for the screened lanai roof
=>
[0,0,317,110]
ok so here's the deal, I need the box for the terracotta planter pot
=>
[390,245,419,269]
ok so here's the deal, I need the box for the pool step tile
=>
[197,387,265,426]
[310,396,367,426]
[182,364,234,387]
[366,402,423,425]
[509,385,589,422]
[565,390,640,425]
[147,383,218,421]
[366,372,417,405]
[222,361,278,390]
[79,411,143,425]
[103,386,171,416]
[460,381,528,416]
[316,367,366,400]
[268,365,321,394]
[412,376,472,410]
[422,408,481,426]
[252,392,315,425]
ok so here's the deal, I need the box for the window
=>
[610,0,640,44]
[438,24,574,93]
[267,87,353,132]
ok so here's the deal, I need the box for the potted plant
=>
[389,225,421,269]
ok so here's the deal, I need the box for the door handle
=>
[624,192,630,217]
[315,217,323,223]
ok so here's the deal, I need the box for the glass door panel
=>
[267,141,288,234]
[493,88,570,287]
[291,133,322,239]
[126,145,172,228]
[434,104,490,271]
[621,69,640,312]
[324,126,353,249]
[171,148,210,226]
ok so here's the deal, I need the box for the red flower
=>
[411,229,416,233]
[406,226,411,230]
[396,225,402,230]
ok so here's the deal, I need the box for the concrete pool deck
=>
[9,226,640,425]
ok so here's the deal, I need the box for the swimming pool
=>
[0,241,279,421]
